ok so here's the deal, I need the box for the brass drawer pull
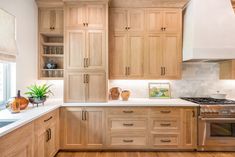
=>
[46,129,50,142]
[160,110,171,114]
[160,139,171,143]
[123,139,134,143]
[44,116,53,122]
[123,123,134,127]
[160,123,171,127]
[123,110,134,113]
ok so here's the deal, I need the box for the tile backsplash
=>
[109,63,235,98]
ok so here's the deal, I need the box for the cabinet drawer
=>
[110,136,147,146]
[107,108,148,116]
[109,119,147,131]
[150,108,180,117]
[150,118,180,131]
[35,109,58,129]
[151,134,179,146]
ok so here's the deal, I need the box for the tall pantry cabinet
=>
[64,1,109,102]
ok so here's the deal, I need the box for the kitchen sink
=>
[0,120,17,128]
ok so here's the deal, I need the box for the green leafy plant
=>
[25,84,53,99]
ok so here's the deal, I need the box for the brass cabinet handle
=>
[125,67,128,76]
[161,27,164,31]
[125,27,128,30]
[86,74,89,83]
[160,123,171,127]
[161,67,164,76]
[83,23,86,27]
[163,27,166,31]
[86,58,89,67]
[84,111,88,120]
[127,67,130,75]
[160,110,171,114]
[84,58,86,67]
[44,116,53,122]
[123,139,134,143]
[192,110,195,117]
[160,139,171,143]
[46,129,50,142]
[123,123,134,127]
[86,23,88,26]
[163,67,166,75]
[49,128,51,141]
[123,110,134,113]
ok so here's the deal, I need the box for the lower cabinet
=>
[60,107,105,149]
[34,109,60,157]
[60,106,197,150]
[0,123,34,157]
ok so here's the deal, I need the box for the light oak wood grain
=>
[56,152,235,157]
[219,60,235,80]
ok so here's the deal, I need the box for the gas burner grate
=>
[181,97,235,105]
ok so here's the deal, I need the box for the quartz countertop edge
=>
[0,98,198,138]
[62,98,199,107]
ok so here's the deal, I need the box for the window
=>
[0,62,16,109]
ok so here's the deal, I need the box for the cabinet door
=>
[86,30,105,70]
[39,8,53,32]
[46,119,59,157]
[110,9,127,32]
[85,108,105,148]
[145,34,163,78]
[53,9,64,33]
[86,4,106,29]
[181,108,197,149]
[64,72,86,102]
[86,72,106,102]
[0,124,34,157]
[162,34,181,79]
[109,33,128,79]
[128,33,144,78]
[60,107,85,149]
[66,30,86,70]
[65,5,86,28]
[146,10,163,33]
[163,10,181,33]
[34,128,47,157]
[128,9,144,32]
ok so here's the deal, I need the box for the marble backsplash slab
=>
[109,63,235,98]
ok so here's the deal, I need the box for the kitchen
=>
[0,0,235,157]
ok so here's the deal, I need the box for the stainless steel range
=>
[181,97,235,151]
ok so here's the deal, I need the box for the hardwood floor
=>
[56,152,235,157]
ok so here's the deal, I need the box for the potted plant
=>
[25,84,53,106]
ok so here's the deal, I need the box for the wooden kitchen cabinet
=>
[65,4,106,29]
[110,8,182,79]
[219,60,235,79]
[0,123,34,157]
[34,109,59,157]
[60,107,105,149]
[39,7,63,33]
[64,71,107,102]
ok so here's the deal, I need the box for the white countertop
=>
[0,98,198,138]
[63,98,199,107]
[0,100,61,137]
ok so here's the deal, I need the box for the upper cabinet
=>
[219,60,235,80]
[65,4,106,29]
[109,8,182,79]
[39,8,64,34]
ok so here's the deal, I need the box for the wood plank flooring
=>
[56,152,235,157]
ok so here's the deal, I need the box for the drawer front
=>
[107,108,148,117]
[110,136,147,146]
[35,109,58,129]
[109,119,147,131]
[151,134,179,146]
[150,118,180,131]
[150,108,180,117]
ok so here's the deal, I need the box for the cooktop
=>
[181,97,235,105]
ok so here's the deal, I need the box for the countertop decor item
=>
[149,83,171,99]
[6,90,29,111]
[25,84,53,107]
[45,60,57,69]
[210,91,227,99]
[121,90,130,101]
[109,87,122,100]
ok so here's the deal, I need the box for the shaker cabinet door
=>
[65,30,86,70]
[86,4,106,29]
[64,72,86,102]
[65,5,86,28]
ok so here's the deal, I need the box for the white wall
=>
[0,0,63,98]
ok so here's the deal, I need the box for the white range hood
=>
[183,0,235,61]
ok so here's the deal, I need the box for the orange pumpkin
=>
[7,90,29,110]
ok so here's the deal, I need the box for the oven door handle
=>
[199,117,235,121]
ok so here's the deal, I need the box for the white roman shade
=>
[0,9,17,61]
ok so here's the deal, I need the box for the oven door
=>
[198,117,235,151]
